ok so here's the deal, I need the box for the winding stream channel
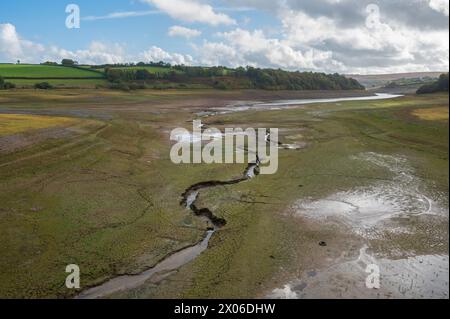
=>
[77,93,402,299]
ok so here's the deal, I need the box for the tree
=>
[42,61,58,65]
[417,73,449,94]
[135,69,154,81]
[61,59,78,66]
[34,82,53,90]
[0,76,16,90]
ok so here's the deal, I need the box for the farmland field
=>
[7,78,108,88]
[0,88,447,299]
[101,66,182,74]
[0,64,104,78]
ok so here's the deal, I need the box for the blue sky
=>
[1,0,449,74]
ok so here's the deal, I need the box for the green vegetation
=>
[61,59,78,67]
[417,73,449,94]
[0,76,16,90]
[0,64,104,79]
[34,82,53,90]
[0,62,364,90]
[0,89,447,298]
[7,78,107,88]
[104,64,364,91]
[0,114,78,136]
[384,77,436,89]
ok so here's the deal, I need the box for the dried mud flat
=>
[269,152,449,299]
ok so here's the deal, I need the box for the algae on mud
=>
[0,89,448,299]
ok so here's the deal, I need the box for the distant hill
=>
[0,62,365,91]
[0,64,104,79]
[417,73,449,94]
[347,72,444,90]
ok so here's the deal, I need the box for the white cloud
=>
[49,42,127,65]
[196,28,341,71]
[0,23,45,62]
[428,0,449,16]
[83,10,160,21]
[140,46,194,65]
[142,0,236,26]
[279,9,449,73]
[168,25,201,39]
[0,23,194,66]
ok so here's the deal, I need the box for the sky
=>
[0,0,449,74]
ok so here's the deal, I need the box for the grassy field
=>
[0,64,104,78]
[7,78,108,88]
[0,89,448,298]
[101,66,182,74]
[0,114,78,136]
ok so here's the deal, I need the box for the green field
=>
[0,89,448,298]
[104,66,182,74]
[0,64,104,78]
[8,78,107,88]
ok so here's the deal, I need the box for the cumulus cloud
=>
[142,0,236,26]
[0,23,45,62]
[0,23,194,66]
[196,28,342,71]
[139,46,194,65]
[219,0,449,73]
[48,42,127,65]
[2,0,449,74]
[428,0,449,16]
[168,25,202,39]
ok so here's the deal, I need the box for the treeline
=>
[0,76,16,90]
[105,65,364,91]
[417,73,449,94]
[243,67,364,90]
[93,61,172,70]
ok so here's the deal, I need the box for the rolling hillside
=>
[0,63,364,90]
[0,64,107,88]
[0,64,104,78]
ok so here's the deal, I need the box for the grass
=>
[412,106,449,121]
[107,66,182,74]
[8,78,108,88]
[0,90,448,298]
[0,114,78,136]
[0,64,104,78]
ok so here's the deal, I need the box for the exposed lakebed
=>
[77,93,416,299]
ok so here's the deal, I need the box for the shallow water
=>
[293,152,448,235]
[209,93,403,115]
[272,151,449,299]
[269,248,449,299]
[77,231,214,299]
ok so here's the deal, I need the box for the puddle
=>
[293,152,448,235]
[269,247,449,299]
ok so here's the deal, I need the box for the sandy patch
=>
[412,107,449,121]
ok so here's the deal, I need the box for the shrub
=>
[108,82,131,91]
[417,73,449,94]
[34,82,53,90]
[0,76,16,90]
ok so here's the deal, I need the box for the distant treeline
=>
[417,73,449,94]
[0,76,15,89]
[104,64,364,91]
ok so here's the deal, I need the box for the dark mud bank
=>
[181,161,260,228]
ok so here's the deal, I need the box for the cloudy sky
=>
[0,0,448,74]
